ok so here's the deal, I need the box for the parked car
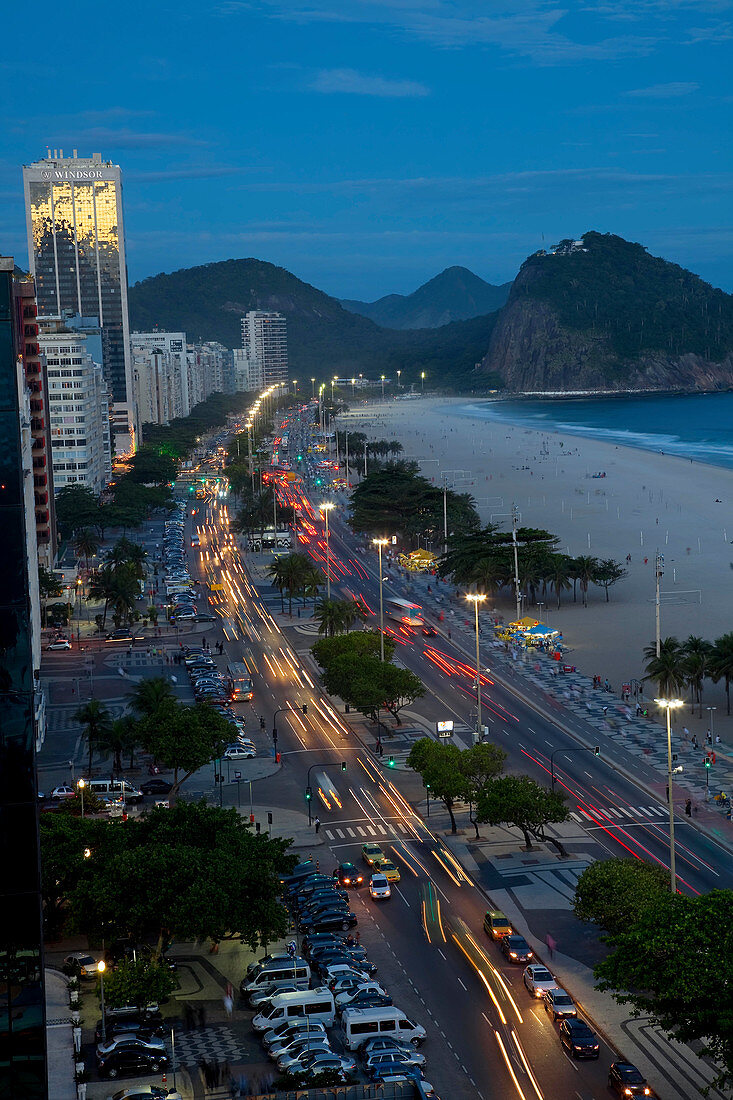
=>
[97,1046,169,1079]
[296,1050,356,1079]
[335,862,364,888]
[103,1087,169,1100]
[51,785,76,800]
[139,779,172,796]
[223,745,256,760]
[363,1048,426,1072]
[523,964,558,998]
[608,1061,654,1096]
[64,952,102,979]
[359,1036,421,1062]
[335,983,387,1008]
[94,1012,165,1044]
[559,1018,600,1059]
[543,988,577,1021]
[300,910,358,934]
[483,910,513,940]
[500,935,533,963]
[46,638,72,650]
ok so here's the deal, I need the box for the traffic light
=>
[705,756,712,769]
[341,761,347,772]
[305,786,313,801]
[593,746,600,756]
[388,756,395,768]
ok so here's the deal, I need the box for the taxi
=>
[361,843,384,866]
[375,859,400,883]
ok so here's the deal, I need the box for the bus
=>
[384,597,424,628]
[226,661,254,701]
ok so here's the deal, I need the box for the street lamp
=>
[77,778,85,819]
[321,503,335,599]
[351,377,356,396]
[98,960,107,1041]
[372,538,389,662]
[380,375,385,400]
[466,594,486,739]
[397,370,401,389]
[421,371,425,394]
[311,378,316,397]
[655,697,684,894]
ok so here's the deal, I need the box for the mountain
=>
[341,266,511,329]
[128,258,503,389]
[478,232,733,392]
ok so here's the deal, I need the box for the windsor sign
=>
[40,169,107,181]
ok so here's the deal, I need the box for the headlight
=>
[624,1091,633,1097]
[344,878,350,884]
[509,952,517,958]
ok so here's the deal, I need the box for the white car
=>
[335,982,387,1008]
[46,639,72,650]
[369,873,391,900]
[523,964,558,998]
[51,785,76,800]
[223,744,256,760]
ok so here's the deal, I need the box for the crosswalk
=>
[569,802,667,824]
[323,820,413,840]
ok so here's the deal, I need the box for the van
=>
[252,987,336,1032]
[83,778,143,805]
[340,1006,427,1050]
[243,957,310,995]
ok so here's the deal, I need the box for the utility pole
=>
[373,539,388,662]
[655,551,664,657]
[364,443,368,478]
[511,504,521,621]
[345,431,349,486]
[443,477,448,557]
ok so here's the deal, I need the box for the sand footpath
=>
[339,397,733,738]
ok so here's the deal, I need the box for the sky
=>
[1,0,731,300]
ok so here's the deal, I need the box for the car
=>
[302,901,352,924]
[275,1038,332,1070]
[298,1052,357,1080]
[264,1021,327,1052]
[335,982,387,1007]
[543,987,577,1021]
[106,630,135,643]
[369,873,391,900]
[46,637,72,650]
[64,952,102,979]
[608,1061,654,1096]
[300,910,358,933]
[51,785,76,800]
[331,976,373,997]
[94,1012,165,1044]
[363,1048,426,1071]
[483,910,513,940]
[500,934,534,963]
[97,1046,169,1079]
[302,931,362,955]
[249,982,302,1009]
[341,992,393,1012]
[223,745,256,760]
[421,625,438,636]
[375,859,400,883]
[361,842,384,866]
[359,1036,419,1062]
[368,1059,425,1081]
[523,964,558,998]
[139,779,172,796]
[173,609,196,620]
[559,1018,600,1059]
[335,862,364,887]
[104,1087,170,1100]
[195,613,218,622]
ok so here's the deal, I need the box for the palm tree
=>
[546,554,573,609]
[341,599,368,633]
[87,564,115,627]
[314,597,347,637]
[301,565,323,608]
[710,632,733,715]
[267,557,288,613]
[127,676,175,719]
[73,698,113,775]
[682,635,712,716]
[643,636,686,698]
[571,555,599,608]
[96,716,139,774]
[74,528,100,571]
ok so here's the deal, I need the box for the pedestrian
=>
[223,992,233,1018]
[197,1003,207,1029]
[706,729,712,745]
[685,798,692,817]
[202,636,206,647]
[682,726,689,742]
[545,932,557,958]
[314,817,321,833]
[692,733,698,750]
[716,734,721,745]
[602,705,608,716]
[184,1002,195,1030]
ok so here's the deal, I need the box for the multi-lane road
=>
[190,410,732,1100]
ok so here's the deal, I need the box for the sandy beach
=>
[339,396,733,739]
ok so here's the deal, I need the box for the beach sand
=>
[339,397,733,738]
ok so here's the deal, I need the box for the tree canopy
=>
[311,631,422,723]
[350,462,480,545]
[475,774,570,855]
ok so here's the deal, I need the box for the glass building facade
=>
[0,258,47,1097]
[22,153,132,409]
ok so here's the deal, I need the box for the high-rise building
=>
[12,274,57,569]
[39,317,112,494]
[22,150,134,447]
[241,311,288,387]
[131,331,189,422]
[0,255,47,1098]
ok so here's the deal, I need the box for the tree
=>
[96,716,139,774]
[54,484,100,538]
[570,555,599,607]
[593,890,733,1091]
[313,597,346,637]
[312,631,393,670]
[643,636,687,698]
[710,632,733,715]
[38,565,62,600]
[74,528,100,570]
[459,742,507,838]
[591,558,628,602]
[476,775,570,855]
[74,698,113,775]
[267,553,312,615]
[136,700,230,797]
[406,738,465,833]
[546,553,573,609]
[126,446,178,485]
[103,957,177,1014]
[320,655,424,725]
[682,635,712,715]
[573,857,670,937]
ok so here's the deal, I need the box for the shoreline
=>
[340,397,733,736]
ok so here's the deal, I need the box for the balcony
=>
[32,456,46,469]
[35,510,49,525]
[25,343,40,358]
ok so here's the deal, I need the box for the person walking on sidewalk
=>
[685,798,692,817]
[314,817,321,833]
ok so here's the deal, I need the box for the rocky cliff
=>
[478,233,733,392]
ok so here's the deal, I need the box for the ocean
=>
[453,393,733,471]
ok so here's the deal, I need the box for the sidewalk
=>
[45,969,76,1100]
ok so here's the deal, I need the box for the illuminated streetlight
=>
[655,698,684,893]
[397,369,401,389]
[421,371,426,394]
[98,960,107,1041]
[466,594,487,739]
[311,378,316,397]
[77,778,85,819]
[380,374,385,400]
[372,538,389,662]
[321,503,335,599]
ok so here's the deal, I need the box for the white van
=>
[252,988,336,1032]
[340,1006,427,1050]
[83,778,143,804]
[243,958,310,997]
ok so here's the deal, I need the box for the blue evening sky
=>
[1,0,731,299]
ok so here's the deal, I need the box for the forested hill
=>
[341,266,511,329]
[128,258,502,389]
[479,232,733,392]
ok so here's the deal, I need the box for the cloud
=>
[127,165,249,182]
[310,68,429,97]
[625,81,700,97]
[61,127,206,149]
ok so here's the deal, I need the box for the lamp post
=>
[655,697,683,894]
[397,370,401,390]
[292,379,298,395]
[77,778,85,819]
[707,706,717,742]
[98,960,107,1041]
[311,378,315,398]
[351,377,356,396]
[76,578,83,648]
[373,538,389,662]
[321,503,335,599]
[380,375,385,400]
[421,371,425,394]
[466,594,486,739]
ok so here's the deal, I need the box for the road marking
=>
[367,826,377,836]
[394,886,410,907]
[346,827,356,836]
[457,977,468,991]
[334,828,345,837]
[438,950,447,961]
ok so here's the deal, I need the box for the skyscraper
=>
[241,311,288,387]
[0,256,47,1098]
[22,150,134,446]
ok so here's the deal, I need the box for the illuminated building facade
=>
[241,311,288,386]
[22,151,133,446]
